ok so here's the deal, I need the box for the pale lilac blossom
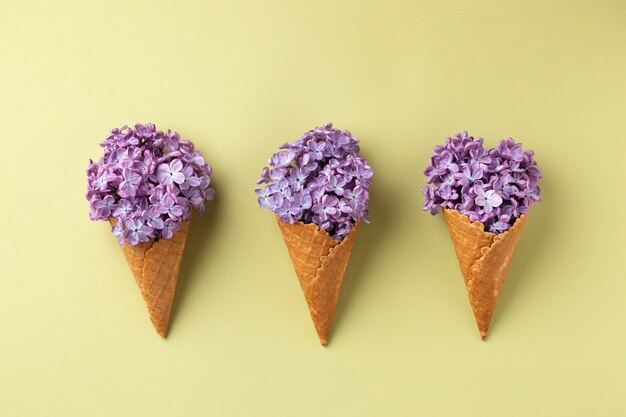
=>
[473,184,503,214]
[124,219,152,246]
[157,159,185,185]
[91,195,117,219]
[161,219,181,239]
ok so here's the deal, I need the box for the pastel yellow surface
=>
[1,1,624,416]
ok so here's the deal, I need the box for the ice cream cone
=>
[109,218,190,337]
[276,217,359,345]
[443,208,526,340]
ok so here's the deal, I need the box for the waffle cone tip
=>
[155,324,168,338]
[314,318,331,345]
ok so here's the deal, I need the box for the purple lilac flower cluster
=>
[422,131,541,233]
[256,123,373,241]
[86,123,214,245]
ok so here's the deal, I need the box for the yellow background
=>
[1,0,625,415]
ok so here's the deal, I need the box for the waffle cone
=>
[443,209,526,340]
[277,217,359,345]
[109,218,190,337]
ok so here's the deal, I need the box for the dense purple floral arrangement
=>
[255,123,373,241]
[86,123,214,245]
[422,131,541,233]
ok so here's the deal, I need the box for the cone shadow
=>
[169,179,223,333]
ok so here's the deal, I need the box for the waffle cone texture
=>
[277,217,359,345]
[110,218,190,337]
[443,209,526,340]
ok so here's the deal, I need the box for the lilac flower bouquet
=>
[256,123,373,240]
[86,123,215,245]
[422,131,541,233]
